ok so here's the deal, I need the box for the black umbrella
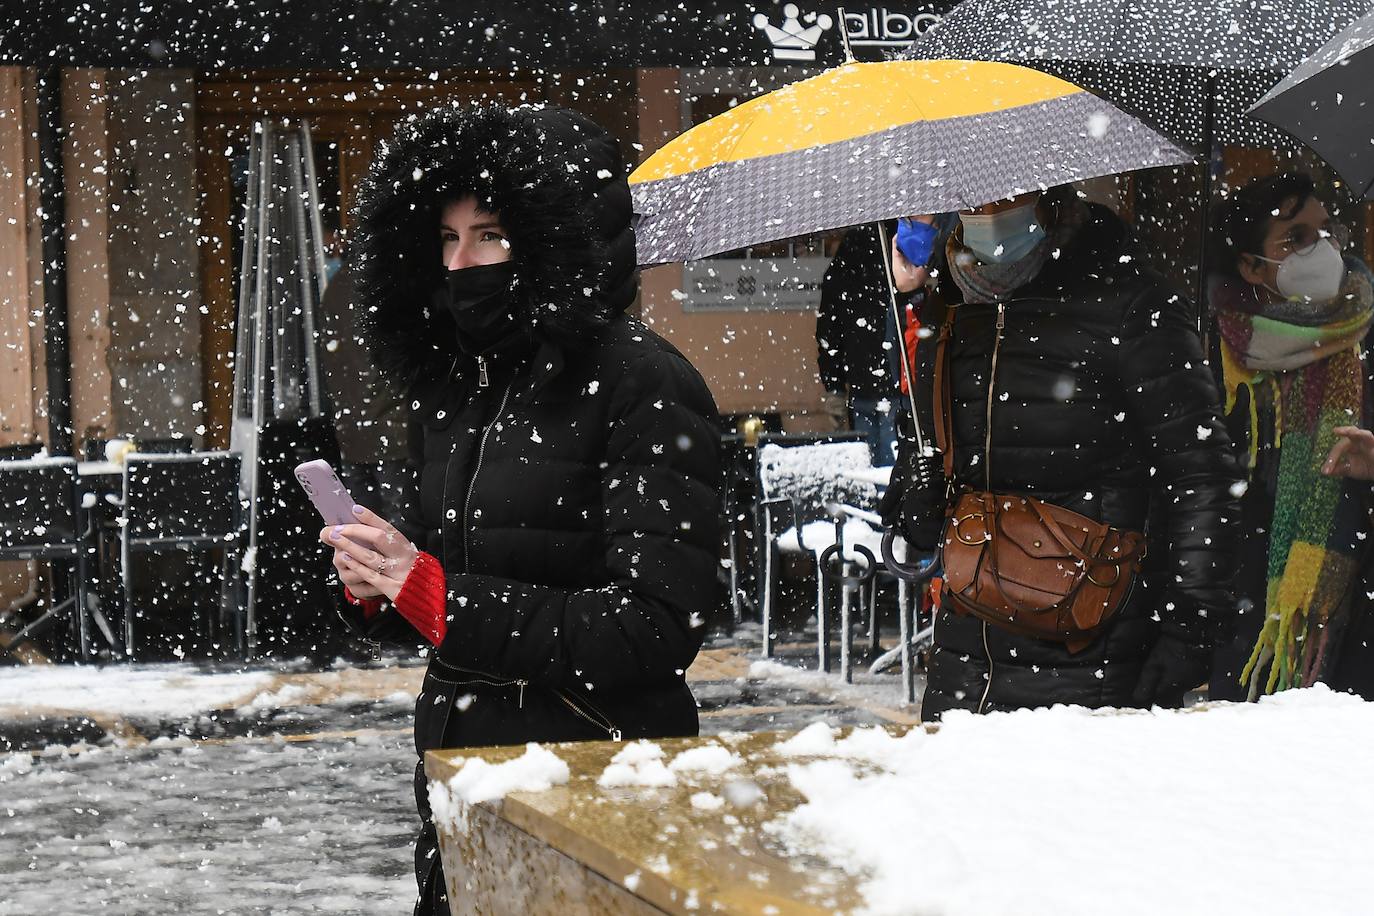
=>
[1249,10,1374,199]
[909,0,1372,149]
[909,0,1374,314]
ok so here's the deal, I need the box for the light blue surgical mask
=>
[959,201,1044,264]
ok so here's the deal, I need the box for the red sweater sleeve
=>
[343,587,384,618]
[341,552,447,645]
[393,551,447,646]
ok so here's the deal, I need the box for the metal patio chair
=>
[0,455,116,660]
[115,451,246,659]
[754,432,881,670]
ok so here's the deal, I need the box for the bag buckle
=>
[953,512,989,546]
[1085,563,1120,588]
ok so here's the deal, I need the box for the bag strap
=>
[1026,498,1093,564]
[932,310,956,481]
[1024,496,1148,566]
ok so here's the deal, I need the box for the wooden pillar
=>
[0,68,36,447]
[0,67,41,615]
[60,68,113,449]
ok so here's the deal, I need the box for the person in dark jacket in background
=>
[319,103,724,914]
[882,186,1241,721]
[1207,171,1374,701]
[816,224,901,463]
[318,252,413,521]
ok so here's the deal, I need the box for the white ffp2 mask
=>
[1255,239,1345,303]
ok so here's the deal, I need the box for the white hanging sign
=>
[681,256,829,312]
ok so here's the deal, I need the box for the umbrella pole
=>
[874,219,927,460]
[1196,73,1216,352]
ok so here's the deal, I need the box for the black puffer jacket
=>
[341,104,723,912]
[816,225,896,400]
[884,203,1241,720]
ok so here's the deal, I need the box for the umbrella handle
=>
[880,529,939,584]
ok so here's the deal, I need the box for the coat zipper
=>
[985,301,1006,490]
[975,303,1007,714]
[435,362,617,734]
[976,620,996,714]
[556,688,623,741]
[336,606,383,659]
[462,379,515,574]
[431,664,530,708]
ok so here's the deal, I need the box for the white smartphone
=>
[293,459,357,527]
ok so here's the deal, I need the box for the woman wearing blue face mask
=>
[881,186,1241,721]
[1208,171,1374,701]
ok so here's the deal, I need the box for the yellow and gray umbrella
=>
[630,59,1192,265]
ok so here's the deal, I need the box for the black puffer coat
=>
[341,104,723,912]
[816,225,897,400]
[884,203,1241,720]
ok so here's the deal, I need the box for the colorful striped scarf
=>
[1214,265,1372,696]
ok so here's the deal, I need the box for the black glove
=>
[1131,634,1212,709]
[880,451,945,550]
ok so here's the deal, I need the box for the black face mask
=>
[436,261,522,356]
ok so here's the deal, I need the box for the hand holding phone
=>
[300,459,420,602]
[294,459,358,526]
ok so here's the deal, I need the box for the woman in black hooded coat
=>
[323,103,724,913]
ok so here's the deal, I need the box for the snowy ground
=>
[0,733,417,914]
[0,661,423,914]
[0,641,918,914]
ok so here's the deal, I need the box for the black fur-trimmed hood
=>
[351,103,638,385]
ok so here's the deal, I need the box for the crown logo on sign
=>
[753,3,834,61]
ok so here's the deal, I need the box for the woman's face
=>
[439,196,511,270]
[1237,194,1339,290]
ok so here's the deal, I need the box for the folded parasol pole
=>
[874,219,928,463]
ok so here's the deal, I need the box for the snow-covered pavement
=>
[0,661,426,914]
[1,733,417,914]
[0,642,922,913]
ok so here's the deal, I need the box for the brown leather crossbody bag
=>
[933,304,1145,653]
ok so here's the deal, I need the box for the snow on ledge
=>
[768,686,1374,916]
[428,743,570,836]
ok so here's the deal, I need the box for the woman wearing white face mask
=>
[1208,171,1374,701]
[883,187,1241,720]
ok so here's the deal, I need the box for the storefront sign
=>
[681,257,829,312]
[842,7,944,50]
[751,3,947,62]
[752,5,835,62]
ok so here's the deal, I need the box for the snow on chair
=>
[754,433,879,672]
